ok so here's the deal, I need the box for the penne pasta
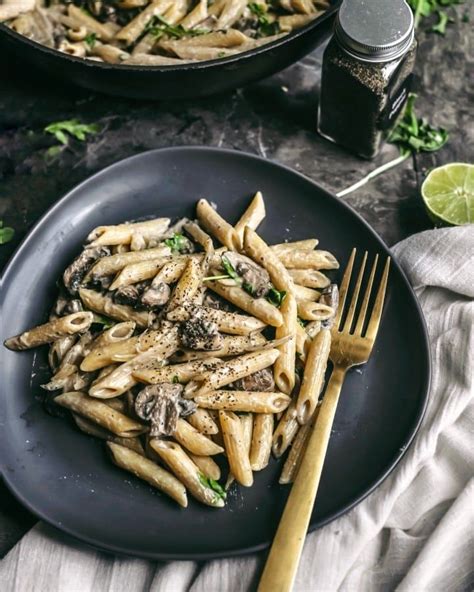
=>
[270,239,319,254]
[4,312,93,351]
[115,0,174,45]
[150,439,226,507]
[206,279,283,328]
[72,413,145,455]
[171,333,267,362]
[88,327,179,398]
[278,249,339,270]
[250,413,274,471]
[67,4,114,41]
[195,349,280,395]
[195,390,291,413]
[226,412,253,489]
[109,257,171,290]
[273,293,297,394]
[295,327,331,424]
[133,358,221,384]
[288,268,331,288]
[188,453,221,481]
[107,442,187,507]
[196,198,240,251]
[293,284,321,303]
[187,408,219,435]
[243,227,295,293]
[167,257,203,310]
[219,410,253,487]
[167,304,266,335]
[79,288,151,328]
[296,322,311,359]
[183,221,214,253]
[297,301,335,322]
[234,191,266,248]
[55,391,147,437]
[174,418,224,455]
[85,246,171,279]
[272,401,299,458]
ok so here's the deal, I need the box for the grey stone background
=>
[0,3,472,557]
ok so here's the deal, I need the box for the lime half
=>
[422,163,474,226]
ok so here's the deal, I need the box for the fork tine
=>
[334,248,356,329]
[365,257,391,342]
[342,251,367,333]
[354,254,378,336]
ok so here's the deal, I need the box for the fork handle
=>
[258,365,347,592]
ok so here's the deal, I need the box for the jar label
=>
[379,74,414,130]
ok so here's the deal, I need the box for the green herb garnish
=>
[92,314,115,328]
[164,233,188,253]
[407,0,463,33]
[221,255,240,282]
[44,119,100,146]
[0,220,15,245]
[146,15,209,40]
[84,32,97,49]
[198,473,227,502]
[249,2,280,37]
[387,93,448,153]
[266,287,286,307]
[203,274,232,281]
[338,94,448,197]
[172,375,180,384]
[297,317,307,328]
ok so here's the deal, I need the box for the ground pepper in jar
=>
[317,0,417,159]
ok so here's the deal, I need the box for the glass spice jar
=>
[317,0,417,159]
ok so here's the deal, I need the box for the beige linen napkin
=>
[1,226,473,592]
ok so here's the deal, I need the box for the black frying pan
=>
[0,1,340,100]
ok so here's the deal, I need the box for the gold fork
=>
[258,249,391,592]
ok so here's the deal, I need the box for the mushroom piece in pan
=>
[134,383,196,437]
[222,252,271,297]
[178,317,224,351]
[229,367,275,392]
[63,246,111,296]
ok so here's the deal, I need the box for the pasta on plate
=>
[0,0,330,65]
[4,192,341,508]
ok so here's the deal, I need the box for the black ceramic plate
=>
[0,147,430,560]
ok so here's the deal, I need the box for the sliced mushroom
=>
[178,316,224,351]
[230,368,275,392]
[63,246,111,296]
[141,282,171,309]
[222,252,271,297]
[134,383,196,437]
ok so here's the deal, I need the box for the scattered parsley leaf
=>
[387,93,449,153]
[146,15,209,40]
[248,2,280,37]
[217,51,226,58]
[338,94,449,197]
[172,375,180,384]
[46,145,63,159]
[198,473,227,502]
[164,233,189,253]
[266,287,286,307]
[430,10,452,33]
[0,220,15,245]
[297,317,307,328]
[407,0,463,32]
[242,281,255,296]
[221,255,240,282]
[84,32,97,48]
[92,314,115,328]
[44,119,100,146]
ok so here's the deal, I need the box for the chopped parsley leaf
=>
[266,287,286,307]
[198,473,227,502]
[164,233,188,253]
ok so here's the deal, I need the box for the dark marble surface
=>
[0,4,472,559]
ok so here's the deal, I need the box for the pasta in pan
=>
[4,192,340,508]
[1,0,330,66]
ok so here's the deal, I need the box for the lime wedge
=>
[421,163,474,226]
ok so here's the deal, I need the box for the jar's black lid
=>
[335,0,414,63]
